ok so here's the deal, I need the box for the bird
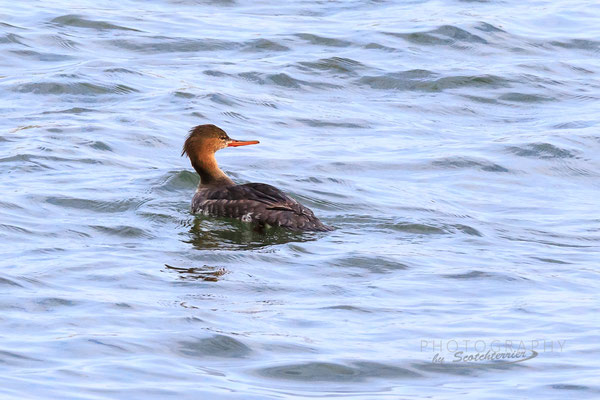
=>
[182,124,333,232]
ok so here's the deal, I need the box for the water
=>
[1,0,599,398]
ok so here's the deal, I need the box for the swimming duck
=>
[182,124,332,232]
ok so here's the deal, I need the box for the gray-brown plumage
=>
[182,124,332,232]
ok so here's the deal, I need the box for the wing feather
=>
[191,183,331,231]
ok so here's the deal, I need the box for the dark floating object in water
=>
[182,124,332,232]
[164,264,227,282]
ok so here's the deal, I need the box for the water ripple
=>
[505,143,578,159]
[387,25,488,46]
[358,71,511,92]
[13,81,138,95]
[50,14,141,31]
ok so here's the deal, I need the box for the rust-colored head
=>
[182,124,259,158]
[182,124,259,185]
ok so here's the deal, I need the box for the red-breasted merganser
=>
[182,124,332,232]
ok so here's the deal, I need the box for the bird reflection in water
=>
[168,217,318,281]
[183,216,318,251]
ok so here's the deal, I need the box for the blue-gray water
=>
[1,1,599,398]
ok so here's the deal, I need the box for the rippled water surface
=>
[1,0,599,398]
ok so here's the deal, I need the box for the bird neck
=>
[192,152,234,186]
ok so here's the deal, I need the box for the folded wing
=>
[192,183,332,231]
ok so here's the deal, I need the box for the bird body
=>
[182,125,332,232]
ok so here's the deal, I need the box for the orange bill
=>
[228,139,260,147]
